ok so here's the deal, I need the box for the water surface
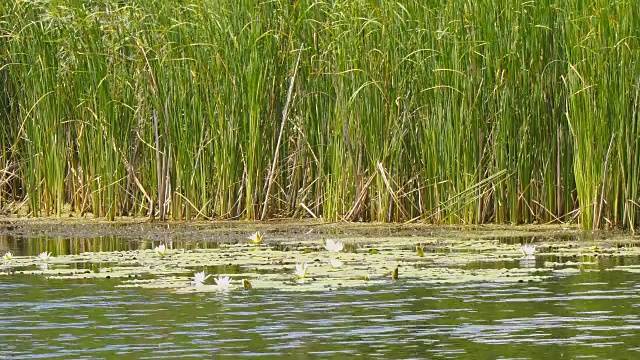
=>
[1,230,640,359]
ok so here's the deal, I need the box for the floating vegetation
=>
[154,244,167,258]
[243,278,252,290]
[37,252,52,261]
[214,276,233,290]
[3,230,639,294]
[520,244,536,259]
[193,271,211,286]
[324,239,344,253]
[248,232,263,245]
[329,258,343,269]
[294,263,308,279]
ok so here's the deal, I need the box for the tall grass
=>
[0,0,639,229]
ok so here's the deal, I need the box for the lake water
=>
[1,228,640,359]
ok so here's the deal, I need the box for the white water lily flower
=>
[37,252,51,261]
[154,244,166,257]
[324,239,344,253]
[248,232,263,245]
[4,251,12,261]
[329,257,343,268]
[193,271,211,286]
[520,244,536,259]
[294,262,308,279]
[214,276,232,290]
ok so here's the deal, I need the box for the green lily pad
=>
[2,225,639,293]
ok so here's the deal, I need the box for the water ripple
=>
[1,271,640,358]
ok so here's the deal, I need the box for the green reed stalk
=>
[1,0,639,230]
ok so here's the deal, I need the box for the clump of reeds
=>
[0,0,639,229]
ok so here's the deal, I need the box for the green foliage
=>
[0,0,639,229]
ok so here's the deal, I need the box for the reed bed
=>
[0,0,639,229]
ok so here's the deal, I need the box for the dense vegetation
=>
[1,0,639,229]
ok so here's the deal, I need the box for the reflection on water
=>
[520,258,537,268]
[0,235,227,257]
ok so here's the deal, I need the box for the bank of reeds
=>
[1,0,639,229]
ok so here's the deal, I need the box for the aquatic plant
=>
[154,244,167,258]
[214,276,232,290]
[37,252,51,261]
[324,240,344,253]
[294,263,308,279]
[416,245,424,258]
[520,245,537,259]
[5,229,631,292]
[243,279,252,290]
[193,271,211,286]
[248,232,263,245]
[3,252,11,262]
[329,258,343,268]
[1,0,638,230]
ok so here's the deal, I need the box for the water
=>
[2,233,640,359]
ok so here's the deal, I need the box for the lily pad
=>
[2,224,639,293]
